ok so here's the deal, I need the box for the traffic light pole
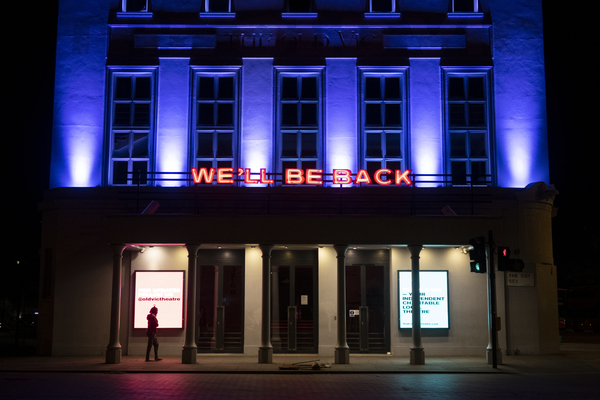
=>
[488,230,498,369]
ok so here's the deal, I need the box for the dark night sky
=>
[4,1,597,291]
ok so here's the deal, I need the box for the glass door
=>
[197,250,244,353]
[346,264,389,353]
[271,250,318,353]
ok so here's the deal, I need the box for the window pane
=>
[386,161,401,171]
[448,77,465,100]
[470,132,486,158]
[451,161,467,186]
[372,0,392,12]
[114,104,131,126]
[288,0,311,13]
[126,0,147,12]
[365,77,381,100]
[384,77,401,100]
[218,77,234,100]
[366,132,382,158]
[301,132,317,158]
[113,133,130,158]
[450,132,466,157]
[197,132,213,158]
[132,161,148,185]
[468,77,485,100]
[454,0,475,13]
[449,104,465,126]
[209,0,229,12]
[471,161,487,185]
[301,77,317,99]
[282,132,297,157]
[132,133,148,157]
[468,104,485,126]
[302,160,317,170]
[217,160,232,169]
[197,103,214,126]
[133,103,150,126]
[366,104,381,125]
[301,103,318,126]
[386,132,401,157]
[217,132,233,157]
[282,103,298,125]
[217,103,234,125]
[134,77,151,100]
[367,161,380,178]
[282,161,297,173]
[198,78,215,99]
[385,104,401,126]
[115,77,132,100]
[282,78,298,99]
[113,161,129,185]
[197,160,212,170]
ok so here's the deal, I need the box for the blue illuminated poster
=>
[398,271,449,329]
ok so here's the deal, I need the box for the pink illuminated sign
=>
[192,168,412,186]
[134,271,184,329]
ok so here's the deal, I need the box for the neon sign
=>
[191,167,412,186]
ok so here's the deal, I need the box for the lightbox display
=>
[134,271,185,329]
[398,271,449,329]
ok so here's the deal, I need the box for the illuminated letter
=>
[285,169,305,185]
[260,168,274,184]
[191,168,215,184]
[374,169,393,185]
[244,169,259,184]
[354,169,372,185]
[395,169,412,185]
[217,168,234,184]
[306,169,323,185]
[333,169,352,185]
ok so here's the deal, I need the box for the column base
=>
[105,347,121,364]
[486,348,503,365]
[335,347,350,364]
[410,347,425,365]
[182,347,197,364]
[258,347,273,364]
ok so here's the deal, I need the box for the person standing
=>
[146,306,162,361]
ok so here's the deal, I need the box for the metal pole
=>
[488,231,498,369]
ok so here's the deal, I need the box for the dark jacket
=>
[147,313,159,336]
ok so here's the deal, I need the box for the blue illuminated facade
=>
[40,1,558,363]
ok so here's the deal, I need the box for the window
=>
[451,0,478,13]
[107,70,156,185]
[286,0,313,13]
[444,69,492,186]
[276,68,323,183]
[122,0,149,12]
[192,68,240,183]
[203,0,231,13]
[360,69,407,181]
[369,0,396,13]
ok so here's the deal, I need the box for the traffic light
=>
[497,246,511,271]
[469,236,487,273]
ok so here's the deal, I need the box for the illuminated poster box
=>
[134,271,185,329]
[398,271,449,329]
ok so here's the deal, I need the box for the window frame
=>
[442,67,494,187]
[359,67,409,183]
[120,0,150,13]
[368,0,397,13]
[201,0,232,13]
[106,68,157,186]
[275,67,325,185]
[190,66,241,186]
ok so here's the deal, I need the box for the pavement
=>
[1,343,599,374]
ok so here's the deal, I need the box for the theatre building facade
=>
[39,0,559,364]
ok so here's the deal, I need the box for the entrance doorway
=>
[197,250,244,353]
[346,250,390,353]
[271,250,318,353]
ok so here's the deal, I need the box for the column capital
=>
[333,245,348,257]
[408,244,423,258]
[185,244,201,257]
[259,244,274,256]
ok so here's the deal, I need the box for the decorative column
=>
[408,245,425,365]
[182,244,201,364]
[106,244,125,364]
[334,245,350,364]
[258,245,274,363]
